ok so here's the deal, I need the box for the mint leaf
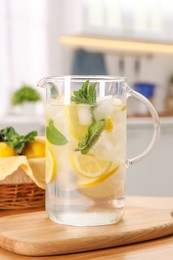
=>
[0,127,37,154]
[71,80,103,154]
[88,83,96,103]
[13,131,37,154]
[70,80,96,105]
[46,119,68,145]
[49,82,59,98]
[0,127,16,142]
[75,119,106,154]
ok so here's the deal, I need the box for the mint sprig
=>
[71,80,106,154]
[46,119,68,145]
[0,127,37,154]
[74,119,106,154]
[71,80,96,104]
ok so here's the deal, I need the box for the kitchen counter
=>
[0,196,173,259]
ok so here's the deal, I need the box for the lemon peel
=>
[46,147,57,184]
[105,118,114,132]
[77,164,120,188]
[65,105,89,141]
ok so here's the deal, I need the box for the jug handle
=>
[126,87,160,167]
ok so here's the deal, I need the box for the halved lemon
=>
[65,105,89,140]
[70,151,112,179]
[77,164,119,188]
[46,147,57,184]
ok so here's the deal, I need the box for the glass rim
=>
[38,75,127,87]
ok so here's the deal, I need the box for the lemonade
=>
[37,75,160,226]
[45,80,127,226]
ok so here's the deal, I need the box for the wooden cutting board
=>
[0,208,173,257]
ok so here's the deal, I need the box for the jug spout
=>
[37,77,47,88]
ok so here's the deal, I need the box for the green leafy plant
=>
[0,127,37,154]
[12,84,41,106]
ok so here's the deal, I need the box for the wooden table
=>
[0,196,173,260]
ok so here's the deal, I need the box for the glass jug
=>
[38,76,160,226]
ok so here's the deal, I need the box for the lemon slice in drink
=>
[46,147,57,184]
[70,152,112,179]
[114,105,127,113]
[56,93,64,100]
[77,163,123,200]
[77,164,119,188]
[65,105,90,140]
[105,117,114,132]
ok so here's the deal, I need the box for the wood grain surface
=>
[0,207,173,257]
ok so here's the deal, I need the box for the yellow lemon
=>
[114,105,127,113]
[0,142,17,158]
[121,106,127,111]
[65,104,89,140]
[56,93,64,100]
[77,164,119,188]
[46,147,57,184]
[22,137,45,159]
[70,151,112,179]
[77,163,123,200]
[105,117,114,132]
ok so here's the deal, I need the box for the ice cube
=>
[114,98,123,105]
[94,96,119,121]
[77,105,92,126]
[92,127,125,162]
[46,95,64,118]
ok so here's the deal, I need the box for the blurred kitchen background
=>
[0,0,173,197]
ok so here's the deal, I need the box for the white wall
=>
[61,48,173,113]
[106,53,173,113]
[56,0,173,114]
[126,118,173,197]
[1,0,173,116]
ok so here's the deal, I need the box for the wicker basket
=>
[0,156,45,209]
[0,183,45,209]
